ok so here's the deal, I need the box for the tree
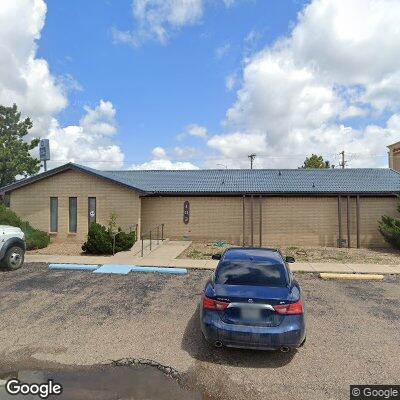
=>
[301,154,330,169]
[0,104,40,187]
[378,200,400,249]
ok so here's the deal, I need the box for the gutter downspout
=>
[242,195,245,247]
[338,196,342,248]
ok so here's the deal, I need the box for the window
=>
[215,261,287,287]
[50,197,58,232]
[88,197,96,228]
[69,197,77,233]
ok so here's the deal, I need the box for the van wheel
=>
[2,246,24,270]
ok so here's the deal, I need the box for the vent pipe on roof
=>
[278,171,282,176]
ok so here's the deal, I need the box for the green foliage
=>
[0,204,50,249]
[82,223,113,255]
[0,104,41,187]
[379,201,400,249]
[301,154,330,169]
[114,229,136,253]
[108,211,118,233]
[82,214,136,255]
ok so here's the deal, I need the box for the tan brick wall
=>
[9,169,141,242]
[9,172,398,248]
[141,196,244,243]
[388,146,400,172]
[141,195,398,248]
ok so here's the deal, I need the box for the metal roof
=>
[1,163,400,195]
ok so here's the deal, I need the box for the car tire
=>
[1,246,25,270]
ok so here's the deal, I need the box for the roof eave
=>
[0,163,147,195]
[143,191,400,196]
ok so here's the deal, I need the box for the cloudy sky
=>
[1,0,400,170]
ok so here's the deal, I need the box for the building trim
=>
[0,163,147,195]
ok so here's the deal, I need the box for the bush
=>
[82,223,113,254]
[378,202,400,249]
[82,223,136,255]
[0,204,50,250]
[114,229,136,253]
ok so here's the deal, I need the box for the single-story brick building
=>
[1,162,400,248]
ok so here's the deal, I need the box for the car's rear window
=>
[215,260,287,287]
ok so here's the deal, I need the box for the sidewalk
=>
[26,240,400,274]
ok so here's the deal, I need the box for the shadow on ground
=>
[181,305,296,369]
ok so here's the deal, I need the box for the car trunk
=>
[214,284,291,327]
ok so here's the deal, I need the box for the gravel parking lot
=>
[0,263,399,400]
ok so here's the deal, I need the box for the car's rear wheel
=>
[2,246,24,270]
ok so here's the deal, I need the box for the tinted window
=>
[50,197,58,232]
[88,197,96,228]
[223,249,283,263]
[69,197,77,233]
[215,260,287,287]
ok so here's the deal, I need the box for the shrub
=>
[0,204,50,250]
[82,223,113,255]
[378,201,400,249]
[114,229,136,253]
[82,222,136,255]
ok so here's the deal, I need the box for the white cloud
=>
[222,0,236,7]
[131,159,198,170]
[176,124,208,140]
[0,0,66,137]
[225,73,237,91]
[187,124,208,138]
[113,0,238,46]
[130,146,199,170]
[132,144,199,170]
[0,0,126,171]
[206,0,400,168]
[291,0,400,87]
[207,131,267,159]
[152,146,167,158]
[174,146,197,159]
[113,0,204,46]
[215,43,231,59]
[47,100,124,169]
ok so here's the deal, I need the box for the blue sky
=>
[1,0,400,170]
[37,0,306,167]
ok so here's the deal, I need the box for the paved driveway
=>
[0,264,399,400]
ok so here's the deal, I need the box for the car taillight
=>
[274,300,304,315]
[202,295,229,311]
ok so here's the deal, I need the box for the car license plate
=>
[241,307,262,321]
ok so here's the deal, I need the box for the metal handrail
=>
[141,223,164,257]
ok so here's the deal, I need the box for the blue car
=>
[200,248,306,352]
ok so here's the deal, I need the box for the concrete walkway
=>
[26,240,399,274]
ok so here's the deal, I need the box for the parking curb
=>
[319,273,385,281]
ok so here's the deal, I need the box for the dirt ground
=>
[178,241,400,264]
[28,241,84,255]
[0,263,399,400]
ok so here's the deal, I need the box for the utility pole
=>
[339,151,347,169]
[248,154,256,169]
